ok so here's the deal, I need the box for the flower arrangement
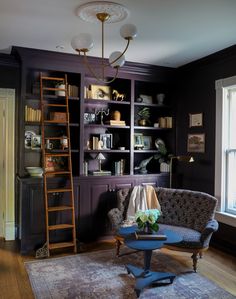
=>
[135,209,161,232]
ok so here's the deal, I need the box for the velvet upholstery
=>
[108,187,219,271]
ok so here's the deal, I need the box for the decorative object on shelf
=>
[187,133,205,153]
[55,82,66,96]
[136,97,143,103]
[134,133,144,149]
[31,135,41,150]
[45,139,53,150]
[111,110,121,121]
[95,108,110,124]
[50,112,67,122]
[139,94,152,104]
[138,107,151,126]
[160,162,170,173]
[134,156,153,174]
[71,1,137,83]
[60,135,68,150]
[92,152,112,175]
[135,209,161,233]
[169,155,194,188]
[25,130,36,149]
[189,113,203,127]
[142,135,152,150]
[99,133,113,149]
[156,93,165,105]
[25,167,43,177]
[91,85,111,100]
[45,156,55,172]
[158,116,172,128]
[154,138,172,165]
[84,112,96,124]
[112,90,125,101]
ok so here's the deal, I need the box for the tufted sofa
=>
[108,187,219,271]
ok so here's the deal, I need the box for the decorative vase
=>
[143,222,153,234]
[112,110,121,121]
[138,119,146,126]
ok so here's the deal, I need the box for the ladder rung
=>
[48,242,75,250]
[44,120,68,124]
[43,87,66,92]
[48,206,73,212]
[44,137,69,140]
[47,188,72,193]
[43,103,67,107]
[45,153,70,157]
[41,76,65,81]
[45,171,70,175]
[49,224,74,230]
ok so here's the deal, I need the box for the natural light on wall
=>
[215,76,236,221]
[226,89,236,214]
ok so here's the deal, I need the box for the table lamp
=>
[96,152,106,172]
[169,155,194,188]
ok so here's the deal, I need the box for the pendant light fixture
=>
[71,1,137,83]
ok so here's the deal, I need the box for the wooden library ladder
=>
[36,73,77,258]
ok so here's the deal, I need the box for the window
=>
[215,76,236,216]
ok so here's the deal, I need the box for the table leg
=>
[126,250,176,297]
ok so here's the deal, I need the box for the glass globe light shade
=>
[120,24,137,40]
[109,51,125,68]
[71,33,93,52]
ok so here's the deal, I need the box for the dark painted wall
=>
[175,45,236,255]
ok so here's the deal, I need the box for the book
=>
[105,120,126,126]
[135,232,167,240]
[92,170,112,176]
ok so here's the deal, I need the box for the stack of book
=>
[158,117,172,128]
[25,105,41,122]
[105,120,126,126]
[68,85,79,97]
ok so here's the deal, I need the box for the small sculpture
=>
[134,156,153,174]
[113,90,125,101]
[95,108,109,124]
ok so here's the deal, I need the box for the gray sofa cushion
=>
[159,224,203,249]
[156,188,217,232]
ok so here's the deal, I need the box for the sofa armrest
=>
[108,208,123,231]
[200,219,219,245]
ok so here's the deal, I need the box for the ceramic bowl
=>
[26,167,43,177]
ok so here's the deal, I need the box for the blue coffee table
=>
[118,226,182,297]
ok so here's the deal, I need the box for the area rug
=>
[25,249,235,299]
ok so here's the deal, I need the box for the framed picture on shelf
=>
[187,133,205,153]
[134,133,144,149]
[84,112,96,124]
[140,94,152,104]
[99,133,113,149]
[31,135,41,150]
[143,135,152,150]
[189,113,203,127]
[91,85,111,100]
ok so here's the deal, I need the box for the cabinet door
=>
[19,179,45,254]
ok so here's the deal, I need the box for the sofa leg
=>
[191,253,199,272]
[116,239,121,257]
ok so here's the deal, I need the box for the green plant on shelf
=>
[138,107,151,126]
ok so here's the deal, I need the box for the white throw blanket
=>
[126,186,147,221]
[126,185,161,221]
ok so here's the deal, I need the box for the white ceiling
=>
[1,0,236,67]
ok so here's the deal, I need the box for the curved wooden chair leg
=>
[116,239,121,257]
[191,252,199,272]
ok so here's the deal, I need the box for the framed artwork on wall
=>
[187,133,205,153]
[189,113,203,127]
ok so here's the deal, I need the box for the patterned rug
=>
[25,249,235,299]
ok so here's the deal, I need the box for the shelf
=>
[134,102,171,108]
[84,149,130,153]
[26,94,79,101]
[84,124,130,129]
[134,150,159,153]
[84,98,130,105]
[134,126,172,131]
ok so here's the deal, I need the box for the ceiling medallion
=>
[71,1,137,83]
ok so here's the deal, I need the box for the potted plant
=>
[135,209,161,233]
[138,107,151,126]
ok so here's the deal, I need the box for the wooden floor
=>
[0,238,236,299]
